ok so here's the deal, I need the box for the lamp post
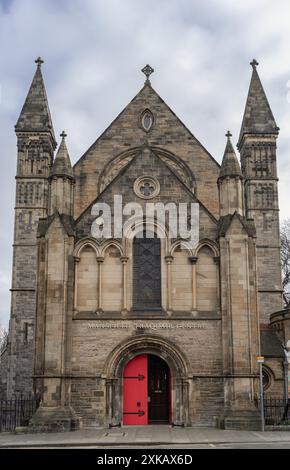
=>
[257,356,265,432]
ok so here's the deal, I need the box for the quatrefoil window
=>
[140,181,155,197]
[134,176,160,199]
[140,109,154,132]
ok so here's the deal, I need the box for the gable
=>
[73,83,220,220]
[75,147,217,242]
[218,213,256,238]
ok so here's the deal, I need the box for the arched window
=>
[76,245,98,311]
[102,245,122,311]
[133,231,161,310]
[172,244,192,311]
[196,246,218,311]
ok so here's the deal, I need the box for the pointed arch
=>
[101,241,123,311]
[75,242,99,312]
[170,239,194,256]
[170,241,193,312]
[100,240,124,257]
[196,241,219,312]
[97,146,196,196]
[193,238,219,258]
[74,238,100,258]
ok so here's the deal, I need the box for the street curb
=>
[0,439,290,448]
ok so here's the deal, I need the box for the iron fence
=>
[0,393,40,432]
[264,398,290,426]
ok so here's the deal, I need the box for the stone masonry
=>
[1,59,286,431]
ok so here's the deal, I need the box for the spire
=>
[219,131,242,180]
[15,58,56,143]
[50,131,74,179]
[238,59,279,147]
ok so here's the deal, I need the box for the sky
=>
[0,0,289,328]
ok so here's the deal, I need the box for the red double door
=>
[123,354,170,425]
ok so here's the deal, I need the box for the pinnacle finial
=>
[226,130,232,139]
[35,57,44,67]
[250,59,259,69]
[141,64,154,84]
[60,130,67,139]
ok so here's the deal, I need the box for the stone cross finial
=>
[141,64,154,84]
[60,131,67,139]
[250,59,259,69]
[226,130,232,139]
[35,57,44,67]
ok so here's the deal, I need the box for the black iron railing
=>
[0,393,40,432]
[264,398,290,426]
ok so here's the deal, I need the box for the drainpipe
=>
[283,342,290,405]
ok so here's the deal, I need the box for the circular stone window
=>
[134,176,160,199]
[262,367,272,391]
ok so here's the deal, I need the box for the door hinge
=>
[123,410,145,416]
[123,374,145,381]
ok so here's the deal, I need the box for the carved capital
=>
[165,255,174,265]
[96,256,104,264]
[189,256,198,264]
[120,256,129,264]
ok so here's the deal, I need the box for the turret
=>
[49,131,74,216]
[237,59,283,323]
[218,131,244,217]
[7,57,56,397]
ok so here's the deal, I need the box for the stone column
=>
[214,256,220,312]
[96,257,104,313]
[73,256,80,311]
[120,257,129,315]
[106,379,114,422]
[165,256,174,314]
[189,257,198,314]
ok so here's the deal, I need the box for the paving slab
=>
[0,426,290,448]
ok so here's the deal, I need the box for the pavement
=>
[1,426,290,448]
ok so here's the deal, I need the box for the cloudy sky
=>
[0,0,289,328]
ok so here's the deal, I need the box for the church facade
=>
[1,59,288,430]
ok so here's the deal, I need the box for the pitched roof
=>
[15,59,56,143]
[219,133,242,180]
[218,212,256,237]
[238,60,279,147]
[37,213,75,238]
[50,132,74,179]
[73,81,221,170]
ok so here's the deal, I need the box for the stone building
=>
[2,58,289,430]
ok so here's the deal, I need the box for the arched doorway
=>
[104,335,189,426]
[123,354,171,425]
